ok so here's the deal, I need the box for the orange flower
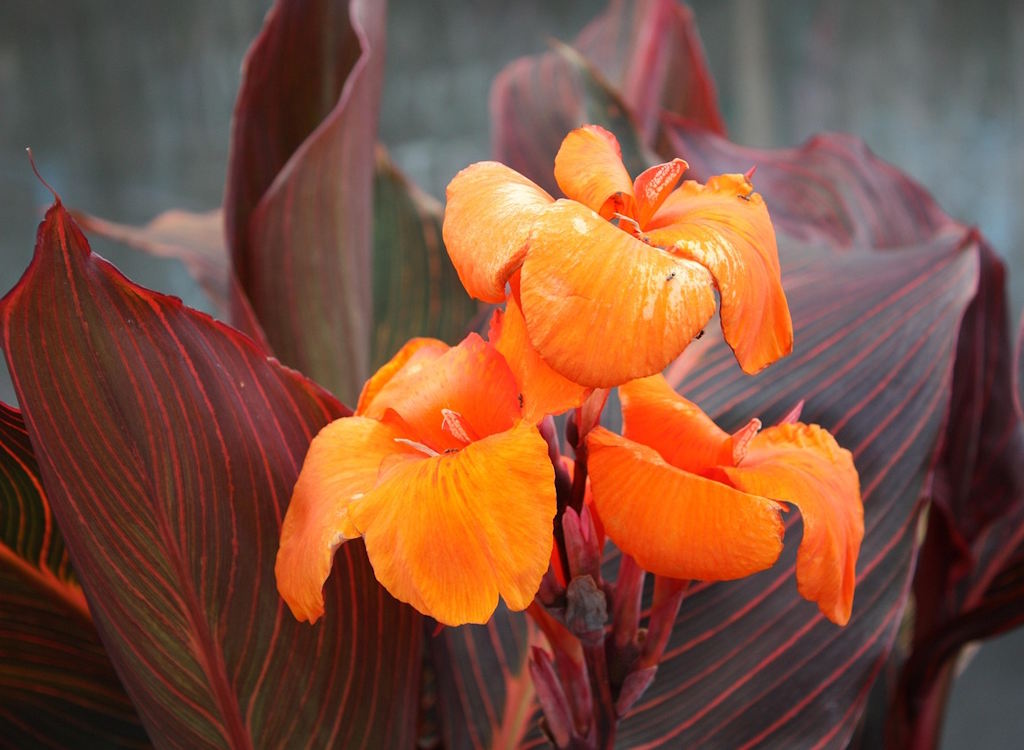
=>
[275,334,557,627]
[443,125,793,388]
[487,276,591,422]
[586,375,863,625]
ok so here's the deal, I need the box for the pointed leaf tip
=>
[26,147,60,205]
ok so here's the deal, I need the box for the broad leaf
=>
[489,1,1018,742]
[371,149,479,368]
[0,402,148,747]
[225,0,386,404]
[73,209,269,347]
[666,122,1024,747]
[0,202,422,746]
[491,43,654,198]
[574,0,726,141]
[430,612,545,750]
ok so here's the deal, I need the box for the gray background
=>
[1,0,1021,746]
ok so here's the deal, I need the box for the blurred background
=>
[0,0,1021,745]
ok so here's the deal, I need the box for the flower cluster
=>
[275,125,863,636]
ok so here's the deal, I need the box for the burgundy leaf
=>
[0,201,422,747]
[75,209,227,311]
[430,612,546,750]
[574,0,726,142]
[371,149,479,368]
[491,42,654,198]
[73,209,269,347]
[0,401,149,747]
[627,229,979,749]
[226,0,386,403]
[661,121,951,248]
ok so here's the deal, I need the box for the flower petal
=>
[275,416,409,623]
[587,427,785,581]
[620,374,735,474]
[360,333,522,451]
[519,201,716,388]
[645,174,793,373]
[633,158,688,228]
[720,423,863,625]
[349,422,557,626]
[356,337,449,415]
[443,161,554,303]
[553,125,637,219]
[489,291,590,423]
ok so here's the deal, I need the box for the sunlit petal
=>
[356,337,449,415]
[519,201,715,387]
[620,374,734,474]
[489,290,590,423]
[721,423,863,625]
[350,422,557,626]
[646,174,793,373]
[443,161,554,303]
[360,333,522,451]
[553,125,637,219]
[587,427,785,581]
[276,416,410,623]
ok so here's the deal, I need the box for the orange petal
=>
[276,416,410,623]
[587,427,785,581]
[645,174,793,373]
[633,158,688,228]
[720,423,863,625]
[349,421,557,626]
[519,201,716,388]
[620,374,734,474]
[553,125,637,219]
[443,161,554,303]
[488,293,590,423]
[356,337,449,415]
[360,333,522,452]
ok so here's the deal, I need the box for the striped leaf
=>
[0,401,149,747]
[225,0,386,404]
[574,0,726,141]
[0,201,422,747]
[429,611,545,750]
[489,1,1021,743]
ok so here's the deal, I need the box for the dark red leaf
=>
[630,230,979,749]
[225,0,386,403]
[73,209,269,347]
[0,401,149,747]
[371,149,480,369]
[574,0,726,141]
[662,122,951,247]
[429,612,546,750]
[491,42,654,198]
[0,202,422,746]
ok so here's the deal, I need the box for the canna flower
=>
[586,375,863,625]
[443,125,793,388]
[275,334,557,627]
[487,276,591,422]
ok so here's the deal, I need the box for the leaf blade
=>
[0,401,150,747]
[0,202,423,747]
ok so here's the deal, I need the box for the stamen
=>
[441,408,479,443]
[393,438,439,457]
